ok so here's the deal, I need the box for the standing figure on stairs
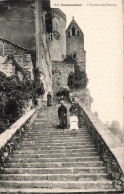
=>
[58,100,67,130]
[32,93,38,107]
[58,95,64,104]
[47,92,52,106]
[72,97,75,104]
[69,101,81,128]
[69,112,79,136]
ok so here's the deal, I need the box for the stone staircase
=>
[0,103,116,193]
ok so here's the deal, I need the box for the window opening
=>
[72,27,75,36]
[77,30,80,36]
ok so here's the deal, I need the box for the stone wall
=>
[52,61,74,95]
[66,35,84,60]
[70,88,92,109]
[0,0,36,51]
[75,98,124,191]
[0,0,53,99]
[38,6,53,101]
[0,108,38,168]
[66,35,86,70]
[0,39,34,80]
[49,8,66,61]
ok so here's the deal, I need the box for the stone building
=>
[66,17,86,71]
[48,8,66,61]
[0,38,34,80]
[36,0,53,100]
[0,1,89,104]
[0,0,53,100]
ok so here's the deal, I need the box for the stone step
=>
[21,139,93,143]
[15,144,94,150]
[27,132,89,136]
[1,167,106,174]
[27,132,89,135]
[27,131,89,133]
[26,135,91,139]
[13,148,96,154]
[0,173,108,181]
[29,126,85,129]
[22,137,91,141]
[4,161,104,168]
[0,180,113,190]
[11,152,98,158]
[0,102,114,193]
[28,129,88,132]
[19,142,93,146]
[8,156,101,163]
[0,188,116,193]
[28,128,87,131]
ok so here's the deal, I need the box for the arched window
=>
[68,31,70,37]
[72,27,75,36]
[77,30,80,36]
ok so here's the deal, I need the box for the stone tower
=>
[48,8,66,61]
[66,17,86,71]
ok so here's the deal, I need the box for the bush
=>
[0,69,45,133]
[68,64,88,89]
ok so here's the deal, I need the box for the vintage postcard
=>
[0,0,123,193]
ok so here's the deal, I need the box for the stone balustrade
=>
[74,97,124,191]
[0,108,38,168]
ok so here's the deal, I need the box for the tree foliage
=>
[68,64,88,89]
[0,67,44,133]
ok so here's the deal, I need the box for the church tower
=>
[66,17,86,71]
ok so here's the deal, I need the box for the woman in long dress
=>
[70,112,79,136]
[58,101,67,129]
[47,92,52,106]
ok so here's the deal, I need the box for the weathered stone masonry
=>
[52,61,74,94]
[0,38,34,80]
[49,8,66,61]
[0,0,53,99]
[66,18,86,71]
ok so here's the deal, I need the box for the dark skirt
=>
[47,99,52,106]
[59,114,67,129]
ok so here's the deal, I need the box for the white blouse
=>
[70,116,79,130]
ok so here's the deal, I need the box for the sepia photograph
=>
[0,0,123,193]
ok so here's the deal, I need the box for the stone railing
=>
[74,97,124,191]
[0,108,38,168]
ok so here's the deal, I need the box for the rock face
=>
[0,102,116,193]
[52,61,74,95]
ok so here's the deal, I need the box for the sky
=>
[51,0,123,127]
